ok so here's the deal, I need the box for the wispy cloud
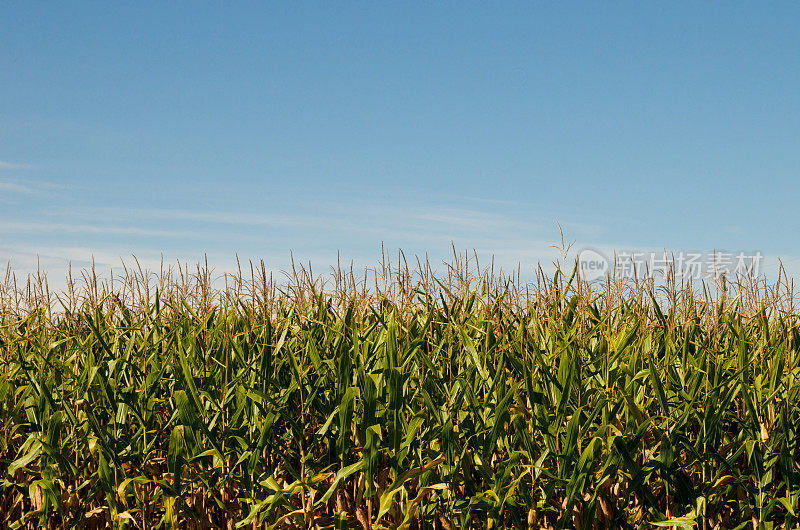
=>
[48,206,325,228]
[0,246,310,293]
[6,200,608,283]
[0,160,32,170]
[0,181,37,194]
[0,246,181,271]
[449,194,522,207]
[131,208,322,227]
[0,177,72,198]
[415,207,521,230]
[46,204,535,243]
[0,247,182,293]
[556,221,605,238]
[0,221,206,239]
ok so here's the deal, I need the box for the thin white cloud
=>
[0,246,311,294]
[449,194,522,207]
[0,221,205,238]
[0,160,31,170]
[0,177,73,198]
[44,204,542,245]
[1,247,179,271]
[48,206,324,228]
[416,208,517,229]
[0,181,37,194]
[137,209,321,227]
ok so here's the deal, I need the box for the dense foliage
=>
[2,257,799,529]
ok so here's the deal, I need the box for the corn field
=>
[2,253,800,529]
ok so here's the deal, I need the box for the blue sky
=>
[2,3,799,284]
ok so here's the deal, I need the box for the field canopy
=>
[2,252,800,529]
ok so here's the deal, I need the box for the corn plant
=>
[1,254,799,529]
